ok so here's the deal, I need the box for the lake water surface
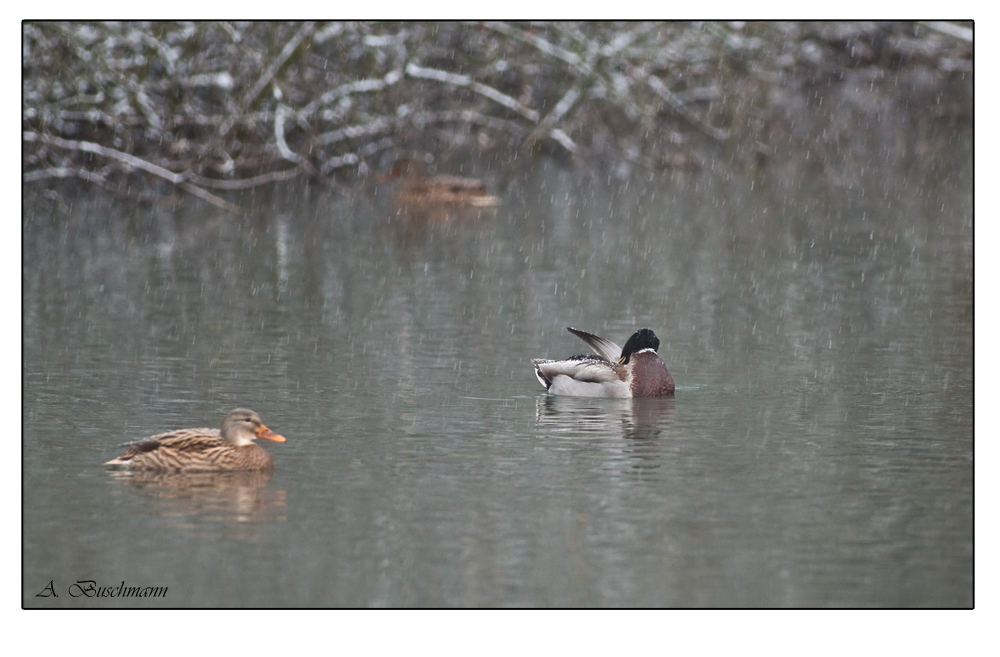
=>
[23,111,972,607]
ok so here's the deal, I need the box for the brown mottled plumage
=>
[389,158,500,208]
[532,328,675,398]
[105,409,286,472]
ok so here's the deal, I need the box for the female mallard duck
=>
[104,408,286,472]
[389,158,500,208]
[532,327,675,398]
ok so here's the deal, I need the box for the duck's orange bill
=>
[256,425,287,442]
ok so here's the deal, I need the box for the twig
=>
[647,75,731,141]
[481,21,584,71]
[37,108,121,129]
[300,69,403,120]
[320,153,358,175]
[919,21,973,43]
[476,24,597,154]
[27,132,185,183]
[598,22,661,58]
[409,110,528,137]
[140,32,179,78]
[23,166,108,185]
[524,84,582,150]
[177,182,239,212]
[546,129,578,154]
[52,91,105,108]
[186,169,303,190]
[358,136,396,158]
[274,104,302,164]
[241,21,316,110]
[266,113,343,190]
[318,117,393,146]
[317,110,530,149]
[221,21,316,137]
[406,63,540,122]
[25,132,239,212]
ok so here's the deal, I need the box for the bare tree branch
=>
[186,169,303,190]
[647,75,731,141]
[482,21,585,71]
[187,168,302,190]
[406,63,540,122]
[220,21,317,137]
[524,84,582,151]
[274,104,303,164]
[25,132,238,212]
[300,69,403,120]
[23,166,109,185]
[23,21,969,204]
[919,21,973,42]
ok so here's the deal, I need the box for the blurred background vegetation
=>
[22,21,972,210]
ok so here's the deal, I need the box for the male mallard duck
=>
[532,327,675,398]
[104,408,286,472]
[389,158,500,208]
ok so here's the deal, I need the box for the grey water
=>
[23,117,971,607]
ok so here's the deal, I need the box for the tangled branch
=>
[22,21,972,210]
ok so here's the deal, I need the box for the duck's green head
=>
[619,328,660,364]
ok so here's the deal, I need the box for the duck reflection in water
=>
[534,395,675,475]
[106,469,287,523]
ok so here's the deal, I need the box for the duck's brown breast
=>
[629,351,675,397]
